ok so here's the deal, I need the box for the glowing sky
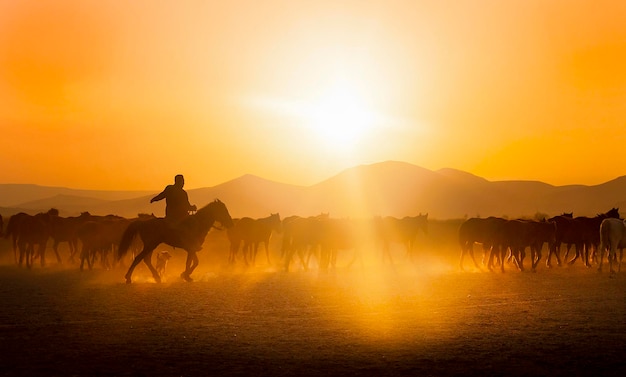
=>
[1,0,626,190]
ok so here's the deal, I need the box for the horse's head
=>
[206,199,234,228]
[418,213,429,234]
[270,213,282,233]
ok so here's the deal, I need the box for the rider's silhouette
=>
[151,174,202,252]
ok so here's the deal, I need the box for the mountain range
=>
[1,161,625,220]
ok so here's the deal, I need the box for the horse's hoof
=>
[180,272,193,282]
[125,279,132,284]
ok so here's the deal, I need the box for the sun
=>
[303,83,378,148]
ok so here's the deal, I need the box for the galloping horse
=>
[375,213,429,264]
[227,213,281,266]
[117,199,233,283]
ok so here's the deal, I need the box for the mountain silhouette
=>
[1,161,625,219]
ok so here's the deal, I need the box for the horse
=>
[598,218,626,274]
[4,212,30,264]
[77,216,128,271]
[375,213,429,264]
[569,207,620,267]
[459,217,507,271]
[500,219,557,272]
[13,209,59,268]
[317,217,367,271]
[227,213,281,266]
[281,214,328,272]
[547,214,584,268]
[117,199,233,283]
[49,211,96,264]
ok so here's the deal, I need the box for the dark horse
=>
[227,213,282,266]
[117,199,233,283]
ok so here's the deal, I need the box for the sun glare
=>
[304,84,378,148]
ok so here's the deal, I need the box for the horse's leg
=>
[228,241,238,265]
[142,251,160,283]
[582,243,590,267]
[532,244,542,271]
[468,243,481,270]
[567,244,579,265]
[283,247,294,272]
[79,245,87,271]
[264,240,272,265]
[597,243,606,272]
[52,241,62,264]
[37,243,46,267]
[125,247,152,284]
[181,251,198,282]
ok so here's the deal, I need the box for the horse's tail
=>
[117,221,142,260]
[599,219,611,254]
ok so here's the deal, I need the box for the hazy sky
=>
[2,0,625,190]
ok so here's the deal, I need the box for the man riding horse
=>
[151,174,202,252]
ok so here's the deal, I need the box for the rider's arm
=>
[150,188,168,203]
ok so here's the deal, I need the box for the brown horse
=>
[458,216,507,271]
[571,207,620,267]
[375,213,429,264]
[227,213,281,266]
[117,199,233,283]
[12,209,59,268]
[281,213,329,272]
[49,212,95,264]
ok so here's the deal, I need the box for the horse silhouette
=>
[375,213,429,264]
[281,213,329,272]
[458,216,507,271]
[598,217,626,274]
[9,209,59,268]
[227,213,282,266]
[117,199,233,283]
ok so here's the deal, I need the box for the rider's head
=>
[174,174,185,187]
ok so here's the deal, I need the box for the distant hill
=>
[1,161,626,219]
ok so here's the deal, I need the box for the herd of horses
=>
[1,200,625,282]
[459,207,626,274]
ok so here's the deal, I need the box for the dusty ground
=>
[0,243,625,377]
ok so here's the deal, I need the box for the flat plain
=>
[0,240,625,377]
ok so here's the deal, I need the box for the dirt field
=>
[1,226,625,377]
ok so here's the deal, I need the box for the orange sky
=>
[1,0,626,190]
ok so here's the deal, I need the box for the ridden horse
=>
[375,213,429,264]
[117,199,233,283]
[459,217,507,271]
[598,218,626,274]
[227,213,282,266]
